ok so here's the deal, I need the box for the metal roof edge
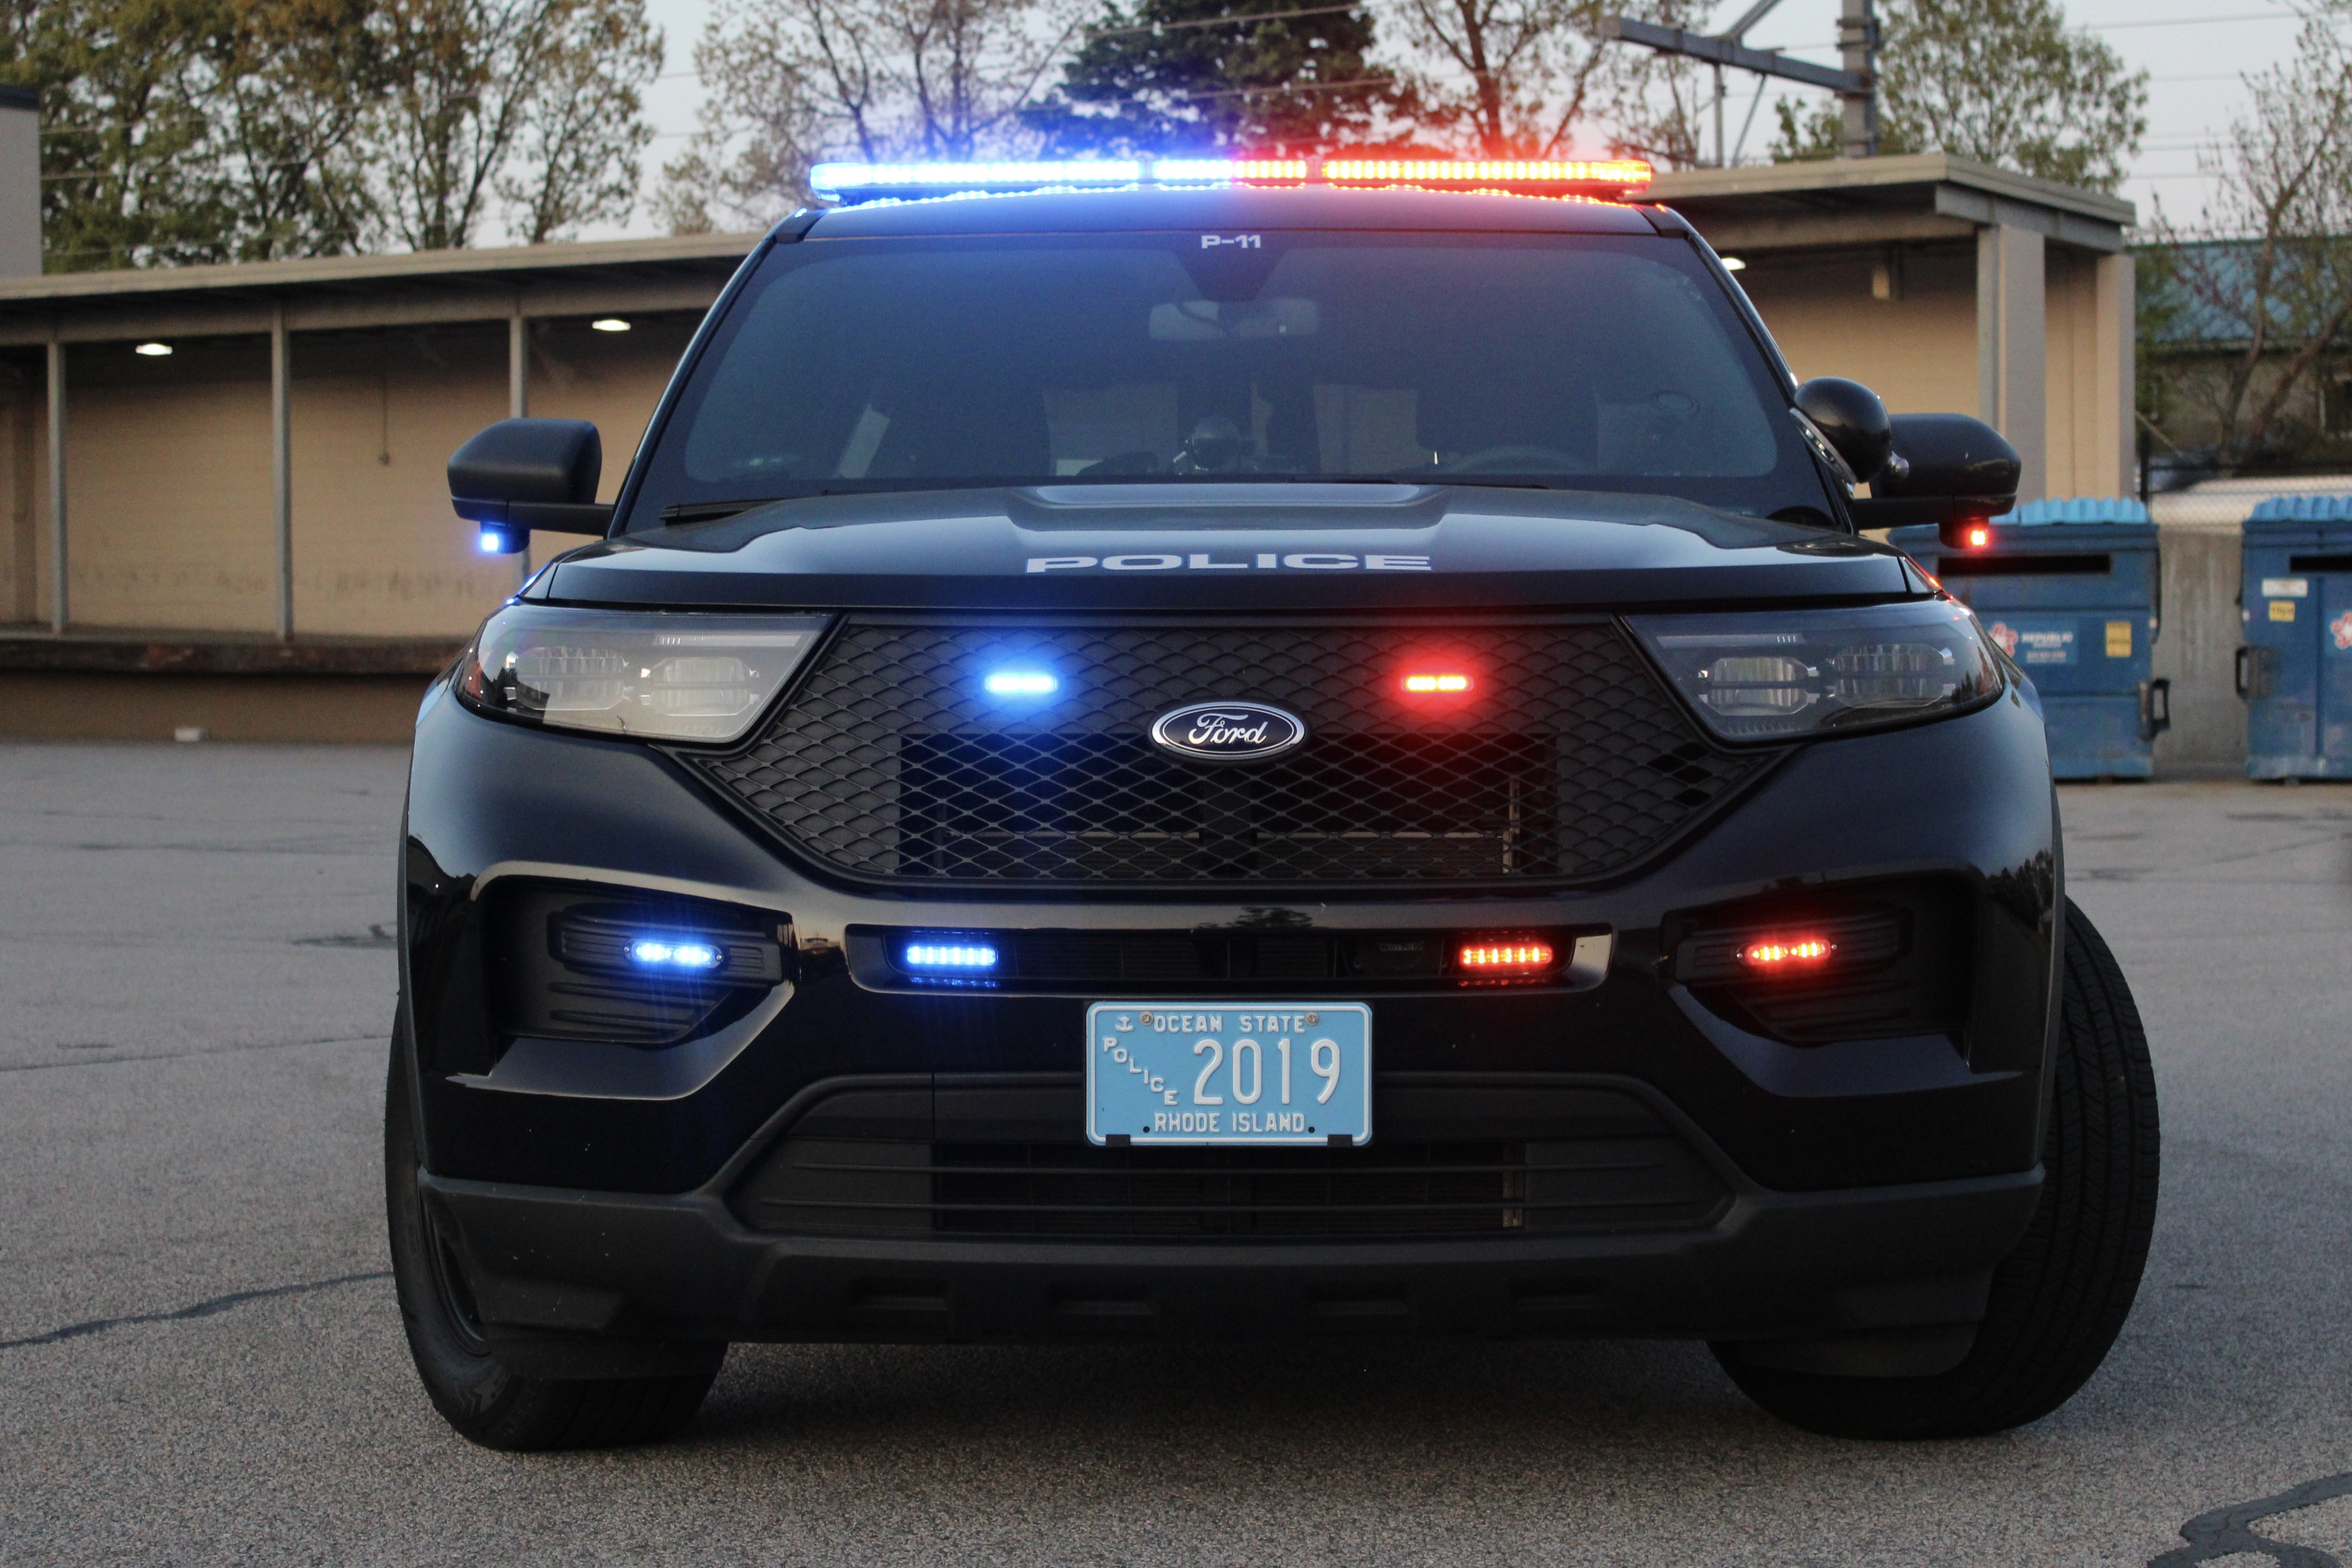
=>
[1651,153,2134,228]
[0,232,766,306]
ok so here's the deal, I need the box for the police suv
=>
[389,157,2160,1448]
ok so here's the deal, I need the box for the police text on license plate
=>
[1085,1003,1372,1147]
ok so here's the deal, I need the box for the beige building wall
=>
[1,367,32,622]
[1734,245,1979,418]
[2042,247,2134,500]
[5,317,692,639]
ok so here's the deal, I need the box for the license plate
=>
[1085,1003,1372,1147]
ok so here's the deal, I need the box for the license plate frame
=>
[1084,1002,1372,1147]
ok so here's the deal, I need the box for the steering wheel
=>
[1439,444,1590,475]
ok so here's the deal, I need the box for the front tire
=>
[1714,897,2160,1439]
[385,1013,721,1450]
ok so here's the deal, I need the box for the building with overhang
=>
[0,155,2137,740]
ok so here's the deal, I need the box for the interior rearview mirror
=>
[1846,413,2022,545]
[448,418,613,555]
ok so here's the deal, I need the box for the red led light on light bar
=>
[1322,158,1653,195]
[1460,940,1556,971]
[1402,672,1473,694]
[1740,936,1835,969]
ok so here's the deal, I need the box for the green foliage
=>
[1023,0,1407,157]
[1768,0,2145,193]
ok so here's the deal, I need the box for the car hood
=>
[537,483,1926,611]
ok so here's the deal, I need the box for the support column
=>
[1978,223,2047,503]
[272,304,292,641]
[1838,0,1878,158]
[45,334,64,634]
[508,309,529,419]
[2093,250,2136,498]
[508,307,530,586]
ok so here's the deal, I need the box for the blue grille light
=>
[983,669,1058,697]
[630,937,724,972]
[902,941,999,972]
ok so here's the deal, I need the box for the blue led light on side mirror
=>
[479,525,523,555]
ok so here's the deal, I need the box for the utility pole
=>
[1601,0,1877,166]
[1839,0,1879,158]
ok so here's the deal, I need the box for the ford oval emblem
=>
[1150,701,1308,764]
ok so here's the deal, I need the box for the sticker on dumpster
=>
[1989,624,2077,664]
[2333,610,2352,651]
[2106,620,2132,657]
[2262,578,2309,598]
[2272,599,2298,622]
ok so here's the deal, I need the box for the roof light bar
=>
[808,156,1651,205]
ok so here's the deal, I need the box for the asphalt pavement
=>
[5,742,2352,1567]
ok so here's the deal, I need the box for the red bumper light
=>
[1460,940,1555,972]
[1739,935,1835,970]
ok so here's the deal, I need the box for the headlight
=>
[1627,598,2002,742]
[455,605,830,743]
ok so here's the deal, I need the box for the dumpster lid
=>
[2250,494,2352,523]
[1991,496,2151,526]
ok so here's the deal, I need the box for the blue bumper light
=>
[630,937,724,972]
[903,941,999,973]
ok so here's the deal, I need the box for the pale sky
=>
[580,0,2318,241]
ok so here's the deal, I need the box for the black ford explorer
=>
[388,159,2160,1450]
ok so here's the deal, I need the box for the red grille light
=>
[1402,671,1473,694]
[1460,940,1555,972]
[1740,935,1835,970]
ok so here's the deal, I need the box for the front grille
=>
[687,620,1770,887]
[730,1077,1733,1241]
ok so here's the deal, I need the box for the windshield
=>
[624,230,1830,526]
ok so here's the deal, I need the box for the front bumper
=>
[400,668,2060,1345]
[422,1136,2042,1346]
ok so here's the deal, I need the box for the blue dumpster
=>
[2238,494,2352,779]
[1891,497,2168,779]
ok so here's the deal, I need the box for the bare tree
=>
[368,0,659,250]
[658,0,1075,233]
[495,0,662,242]
[1396,0,1611,158]
[1596,0,1710,169]
[200,0,385,260]
[2147,4,2352,464]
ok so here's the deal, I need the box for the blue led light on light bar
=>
[630,937,724,972]
[983,669,1058,697]
[902,941,999,972]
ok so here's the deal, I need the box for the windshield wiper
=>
[659,498,787,525]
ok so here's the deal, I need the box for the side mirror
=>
[1847,414,2022,545]
[448,418,613,555]
[1793,377,1898,485]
